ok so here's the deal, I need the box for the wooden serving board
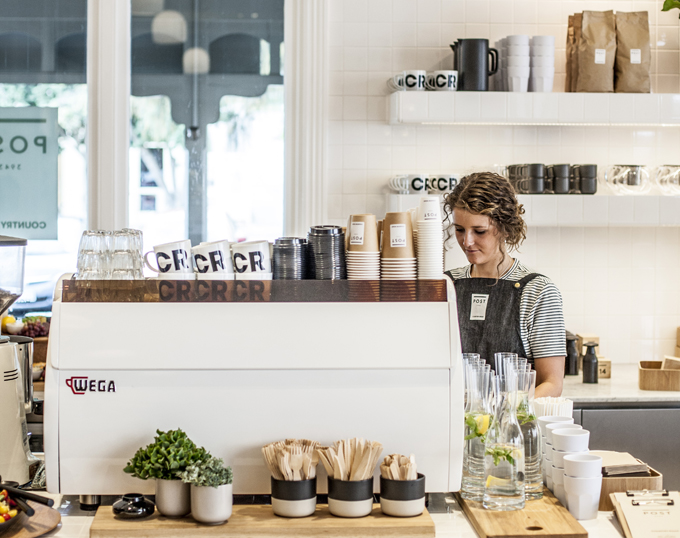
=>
[89,504,435,538]
[4,501,61,538]
[454,489,587,538]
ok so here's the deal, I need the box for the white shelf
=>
[388,92,680,126]
[387,194,680,227]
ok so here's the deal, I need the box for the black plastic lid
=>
[0,236,27,246]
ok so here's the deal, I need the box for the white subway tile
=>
[428,92,455,121]
[329,23,344,47]
[531,196,558,225]
[488,0,514,24]
[609,94,636,124]
[537,126,560,146]
[442,0,466,23]
[417,0,441,22]
[454,92,481,121]
[329,0,344,22]
[367,96,387,121]
[480,93,507,122]
[513,126,537,145]
[392,23,417,47]
[417,23,441,47]
[465,23,490,38]
[392,124,417,145]
[343,170,368,194]
[507,93,533,122]
[465,0,489,23]
[370,72,392,96]
[635,94,660,124]
[329,72,344,95]
[343,145,368,169]
[343,47,369,71]
[660,94,680,122]
[344,23,369,47]
[416,48,444,71]
[368,0,392,22]
[582,196,609,226]
[392,47,418,71]
[392,0,417,22]
[327,194,344,219]
[417,145,442,168]
[368,48,393,73]
[583,94,610,124]
[659,196,680,225]
[328,121,343,146]
[400,92,429,122]
[328,144,343,168]
[391,145,417,168]
[558,93,584,123]
[608,196,635,225]
[344,0,368,22]
[416,125,441,146]
[557,195,584,226]
[561,126,584,146]
[342,194,368,215]
[367,122,393,145]
[328,96,343,120]
[366,194,388,215]
[513,0,537,24]
[327,169,343,195]
[633,196,660,225]
[329,47,344,72]
[343,72,368,96]
[532,93,559,122]
[367,146,393,169]
[369,23,393,47]
[343,122,368,145]
[343,96,368,120]
[367,171,391,194]
[537,2,562,24]
[658,49,680,75]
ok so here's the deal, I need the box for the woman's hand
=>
[534,356,565,398]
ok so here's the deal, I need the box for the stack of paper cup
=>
[381,212,416,280]
[530,35,555,92]
[416,197,444,279]
[346,214,380,281]
[563,453,602,521]
[506,35,530,92]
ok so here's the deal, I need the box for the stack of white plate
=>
[416,196,444,280]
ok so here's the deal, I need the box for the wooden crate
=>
[662,356,680,371]
[639,361,680,391]
[599,466,663,511]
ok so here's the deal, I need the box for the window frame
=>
[86,0,327,239]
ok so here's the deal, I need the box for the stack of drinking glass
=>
[77,229,144,280]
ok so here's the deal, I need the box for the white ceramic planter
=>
[155,479,190,518]
[190,484,233,525]
[271,477,317,518]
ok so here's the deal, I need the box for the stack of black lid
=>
[307,225,347,280]
[273,237,307,280]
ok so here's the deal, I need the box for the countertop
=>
[561,363,680,404]
[37,493,626,538]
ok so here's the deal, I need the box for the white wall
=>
[325,0,680,363]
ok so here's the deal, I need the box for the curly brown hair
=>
[443,171,527,258]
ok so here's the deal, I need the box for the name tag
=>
[470,294,489,321]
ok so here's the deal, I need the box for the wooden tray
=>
[3,501,61,538]
[639,361,680,391]
[89,504,435,538]
[599,466,663,511]
[454,489,587,538]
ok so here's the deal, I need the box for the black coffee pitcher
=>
[451,39,498,91]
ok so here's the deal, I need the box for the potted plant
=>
[178,455,233,525]
[124,429,208,517]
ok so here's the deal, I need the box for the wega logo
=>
[65,376,116,395]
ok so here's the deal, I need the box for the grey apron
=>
[445,270,541,371]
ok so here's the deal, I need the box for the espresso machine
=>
[0,235,33,484]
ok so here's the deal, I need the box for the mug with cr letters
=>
[144,239,194,280]
[231,240,273,278]
[387,70,426,91]
[192,240,234,280]
[426,70,458,91]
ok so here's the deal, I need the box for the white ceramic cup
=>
[531,65,555,76]
[537,416,574,436]
[236,272,273,281]
[407,173,429,192]
[389,175,410,193]
[390,70,426,91]
[426,70,457,91]
[552,429,590,452]
[552,465,568,506]
[563,475,602,520]
[553,449,588,469]
[531,44,554,57]
[508,56,530,67]
[508,66,530,92]
[507,44,530,56]
[144,239,194,279]
[507,34,530,46]
[532,35,556,47]
[192,240,234,278]
[564,454,603,479]
[530,75,554,92]
[546,423,582,446]
[231,240,272,275]
[530,55,554,67]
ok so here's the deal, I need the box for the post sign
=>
[0,107,58,240]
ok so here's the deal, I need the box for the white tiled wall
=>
[325,0,680,363]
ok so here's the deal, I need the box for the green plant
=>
[123,429,208,480]
[662,0,680,18]
[178,456,234,488]
[485,446,516,466]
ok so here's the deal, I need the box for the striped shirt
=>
[447,259,566,360]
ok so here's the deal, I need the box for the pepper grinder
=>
[582,342,599,384]
[565,334,579,376]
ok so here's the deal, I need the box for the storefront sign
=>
[0,107,58,239]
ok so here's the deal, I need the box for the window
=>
[128,0,285,251]
[0,1,88,315]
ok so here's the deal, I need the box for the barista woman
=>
[444,172,565,398]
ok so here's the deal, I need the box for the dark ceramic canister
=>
[527,163,545,194]
[578,164,598,194]
[271,477,317,518]
[327,477,374,518]
[380,474,426,517]
[565,334,579,376]
[451,39,498,91]
[548,164,570,194]
[582,342,599,384]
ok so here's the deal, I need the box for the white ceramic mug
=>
[231,240,272,275]
[388,70,426,91]
[426,70,457,91]
[192,240,234,279]
[144,239,194,279]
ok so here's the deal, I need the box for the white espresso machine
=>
[45,279,464,496]
[0,235,33,485]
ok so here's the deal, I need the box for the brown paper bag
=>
[576,10,616,92]
[571,13,583,92]
[615,11,651,93]
[565,15,574,92]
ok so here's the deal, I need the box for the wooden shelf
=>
[388,91,680,127]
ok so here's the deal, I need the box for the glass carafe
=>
[461,363,493,501]
[517,368,542,500]
[483,372,525,511]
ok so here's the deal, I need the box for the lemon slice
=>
[1,315,15,332]
[475,414,490,436]
[486,475,511,488]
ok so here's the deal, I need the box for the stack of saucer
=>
[307,226,346,280]
[416,197,444,280]
[346,214,380,280]
[381,212,416,280]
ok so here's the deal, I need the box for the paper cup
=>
[382,212,415,259]
[348,214,379,253]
